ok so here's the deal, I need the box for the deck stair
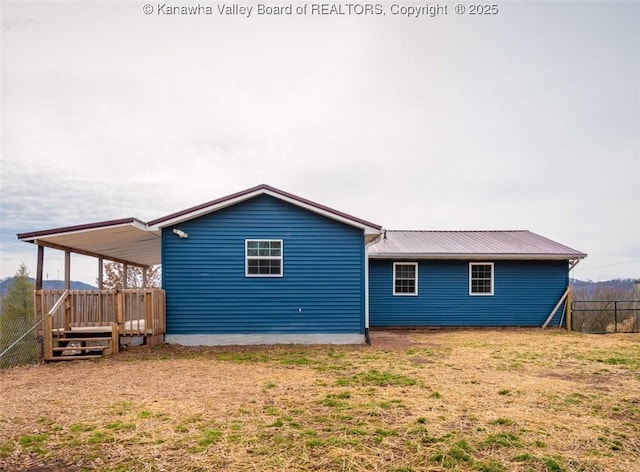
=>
[50,332,113,361]
[46,324,119,362]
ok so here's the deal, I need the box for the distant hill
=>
[0,277,97,298]
[570,278,637,300]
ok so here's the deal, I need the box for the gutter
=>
[364,230,385,345]
[368,253,588,261]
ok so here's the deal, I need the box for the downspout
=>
[364,230,384,345]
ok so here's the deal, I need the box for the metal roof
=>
[368,230,587,260]
[148,184,383,234]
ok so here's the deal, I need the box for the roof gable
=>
[368,230,587,260]
[16,185,382,266]
[147,184,382,234]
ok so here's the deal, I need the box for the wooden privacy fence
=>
[36,289,166,338]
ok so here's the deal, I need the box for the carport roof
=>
[17,218,161,267]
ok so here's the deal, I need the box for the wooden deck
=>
[35,289,166,361]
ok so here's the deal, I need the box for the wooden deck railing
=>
[35,289,166,338]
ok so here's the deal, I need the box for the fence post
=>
[44,314,53,361]
[566,288,573,331]
[614,301,618,333]
[116,291,124,327]
[64,293,71,332]
[34,291,44,359]
[145,290,152,335]
[635,281,640,331]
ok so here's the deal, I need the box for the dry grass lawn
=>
[1,329,639,472]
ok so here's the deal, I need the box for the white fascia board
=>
[130,219,150,232]
[19,221,148,243]
[149,188,382,234]
[368,253,587,261]
[267,190,381,233]
[149,191,262,230]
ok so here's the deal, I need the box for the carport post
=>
[98,257,104,290]
[64,250,71,290]
[98,257,104,321]
[35,244,45,360]
[36,245,44,290]
[64,250,71,331]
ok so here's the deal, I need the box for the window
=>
[246,240,283,277]
[393,262,418,296]
[469,262,494,295]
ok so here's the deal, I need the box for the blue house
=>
[17,185,586,346]
[146,185,383,345]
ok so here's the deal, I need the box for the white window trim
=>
[469,262,494,296]
[393,262,418,296]
[245,239,283,277]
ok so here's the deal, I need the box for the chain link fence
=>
[571,300,640,333]
[0,314,42,370]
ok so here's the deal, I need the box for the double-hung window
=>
[469,262,494,295]
[393,262,418,296]
[246,240,283,277]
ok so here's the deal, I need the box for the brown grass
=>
[1,329,639,471]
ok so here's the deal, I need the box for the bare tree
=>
[100,262,161,289]
[571,280,637,333]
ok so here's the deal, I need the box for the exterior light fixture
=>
[172,228,189,239]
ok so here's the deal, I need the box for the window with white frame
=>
[246,240,283,276]
[469,262,494,295]
[393,262,418,296]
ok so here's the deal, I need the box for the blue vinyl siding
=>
[370,260,569,327]
[162,194,365,335]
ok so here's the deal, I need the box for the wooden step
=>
[45,323,119,361]
[55,337,113,343]
[57,330,113,336]
[52,345,109,352]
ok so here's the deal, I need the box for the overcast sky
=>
[1,0,639,285]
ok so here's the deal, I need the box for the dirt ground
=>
[1,329,639,472]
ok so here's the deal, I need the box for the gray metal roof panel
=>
[368,230,586,259]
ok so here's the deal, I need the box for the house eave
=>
[147,184,383,235]
[17,218,149,242]
[368,253,588,261]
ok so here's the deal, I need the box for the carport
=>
[17,218,165,360]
